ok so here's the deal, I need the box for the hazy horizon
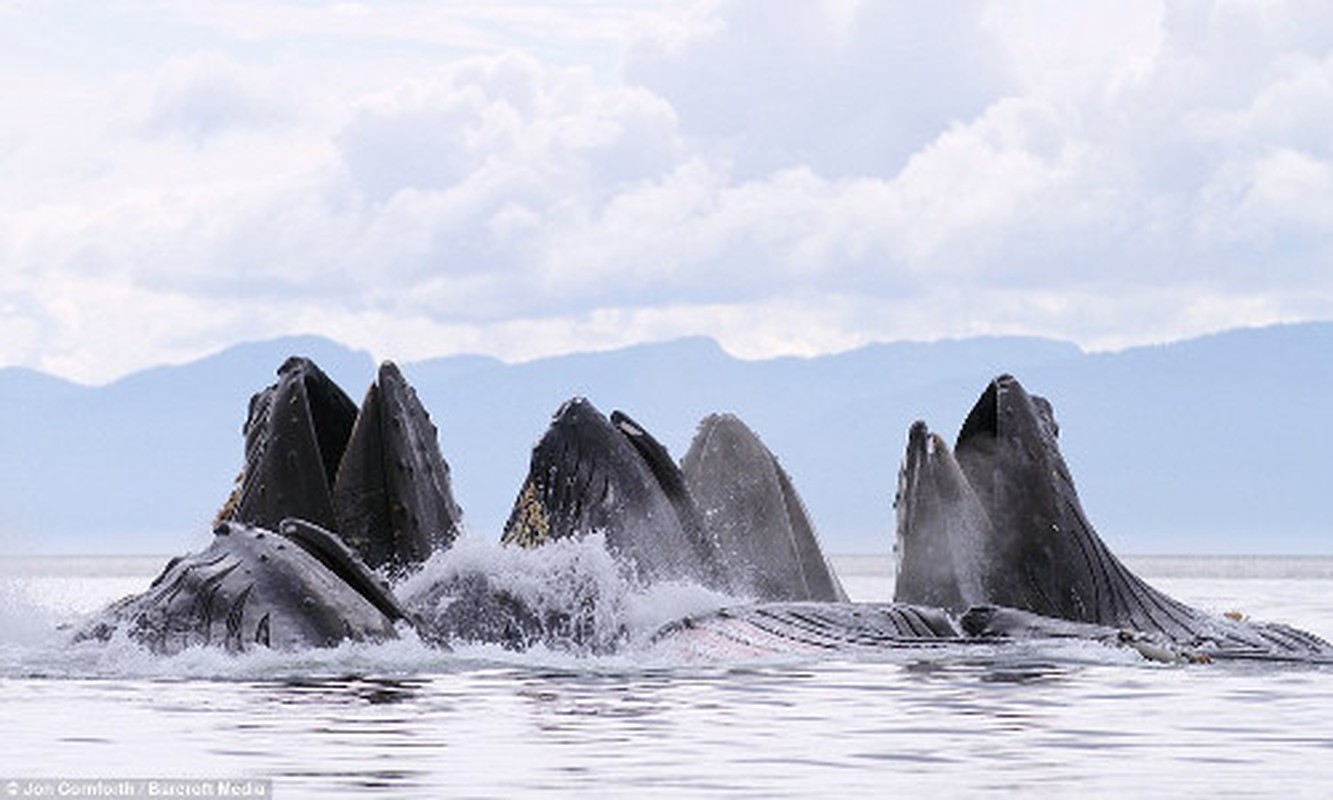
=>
[2,322,1328,557]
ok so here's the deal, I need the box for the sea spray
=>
[0,578,67,647]
[399,533,736,654]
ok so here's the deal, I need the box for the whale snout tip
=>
[905,422,949,460]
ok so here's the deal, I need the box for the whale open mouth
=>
[956,374,1008,445]
[225,357,462,573]
[287,357,360,490]
[227,357,357,533]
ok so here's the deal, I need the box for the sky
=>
[3,1,1333,385]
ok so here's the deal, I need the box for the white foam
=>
[399,533,736,653]
[0,536,743,678]
[0,580,69,647]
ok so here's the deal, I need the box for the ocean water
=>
[3,547,1333,798]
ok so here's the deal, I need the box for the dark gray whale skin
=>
[332,362,463,571]
[895,374,1333,661]
[893,421,993,613]
[75,519,404,654]
[501,398,728,591]
[79,356,463,654]
[681,413,847,602]
[220,357,462,573]
[221,356,356,535]
[411,403,865,652]
[651,602,962,657]
[409,399,728,653]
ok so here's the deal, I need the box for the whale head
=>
[684,413,845,602]
[502,398,723,589]
[221,356,357,533]
[892,421,991,612]
[952,374,1103,621]
[333,361,464,572]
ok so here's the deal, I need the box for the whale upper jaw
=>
[332,362,463,572]
[224,356,357,535]
[947,375,1100,621]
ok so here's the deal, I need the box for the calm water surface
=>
[3,553,1332,798]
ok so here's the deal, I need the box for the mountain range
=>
[1,323,1328,555]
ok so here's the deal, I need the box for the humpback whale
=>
[681,414,847,602]
[406,402,871,652]
[81,357,462,651]
[220,357,462,573]
[409,404,859,651]
[893,421,993,613]
[405,400,712,653]
[76,519,404,653]
[500,398,727,591]
[894,374,1332,661]
[332,361,464,571]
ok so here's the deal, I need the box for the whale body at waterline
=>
[75,519,405,653]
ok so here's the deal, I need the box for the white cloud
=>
[3,0,1333,383]
[983,0,1165,103]
[1198,148,1333,246]
[624,1,1008,180]
[143,53,296,140]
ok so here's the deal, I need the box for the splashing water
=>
[0,535,743,679]
[5,547,1333,683]
[398,533,737,655]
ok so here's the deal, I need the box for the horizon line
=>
[5,318,1328,389]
